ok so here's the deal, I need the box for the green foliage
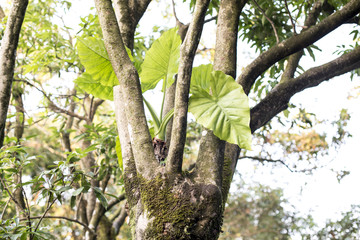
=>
[76,30,252,149]
[17,0,77,75]
[74,72,113,100]
[190,64,213,92]
[76,37,118,87]
[240,0,293,53]
[140,27,181,92]
[0,143,80,239]
[189,66,252,150]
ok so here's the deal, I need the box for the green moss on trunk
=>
[134,172,223,239]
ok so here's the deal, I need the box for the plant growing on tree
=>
[0,0,359,239]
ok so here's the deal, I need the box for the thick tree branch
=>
[196,0,245,187]
[166,0,210,173]
[251,46,360,132]
[113,86,135,172]
[114,1,135,50]
[237,0,360,94]
[0,0,28,147]
[95,0,158,179]
[114,0,151,50]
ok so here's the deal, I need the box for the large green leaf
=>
[74,73,113,100]
[76,37,118,87]
[140,28,181,92]
[190,64,213,93]
[189,70,252,150]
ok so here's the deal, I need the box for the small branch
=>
[14,79,88,122]
[33,175,78,236]
[0,198,10,221]
[280,1,323,82]
[172,0,189,41]
[20,216,96,236]
[251,0,279,43]
[87,193,126,235]
[33,195,57,234]
[0,174,28,218]
[167,0,210,173]
[113,203,128,235]
[172,0,180,24]
[284,0,297,35]
[204,15,217,24]
[108,193,126,210]
[239,156,294,172]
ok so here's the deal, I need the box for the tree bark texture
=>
[0,0,28,147]
[99,0,360,239]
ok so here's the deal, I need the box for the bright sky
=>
[3,0,360,235]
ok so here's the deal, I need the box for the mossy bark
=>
[124,166,223,240]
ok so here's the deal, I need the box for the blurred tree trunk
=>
[0,0,28,147]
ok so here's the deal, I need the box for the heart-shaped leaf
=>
[140,28,181,92]
[189,70,252,150]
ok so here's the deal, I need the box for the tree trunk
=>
[0,0,28,147]
[125,170,223,240]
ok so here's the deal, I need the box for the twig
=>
[107,193,126,210]
[0,174,29,217]
[33,175,78,235]
[32,194,57,235]
[0,198,10,221]
[238,156,293,172]
[113,203,128,235]
[21,177,32,233]
[284,0,297,35]
[20,216,96,236]
[251,0,279,43]
[204,15,217,24]
[14,79,88,122]
[172,0,180,24]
